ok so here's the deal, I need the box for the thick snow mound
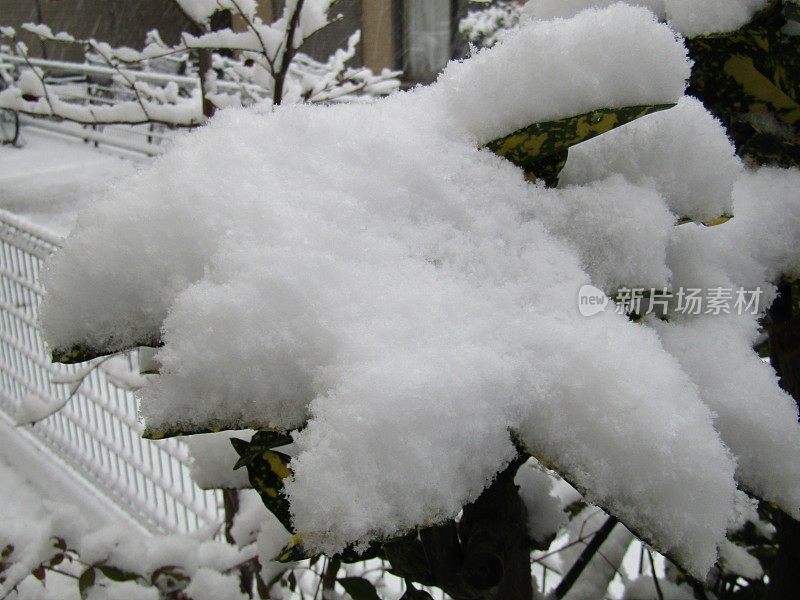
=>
[46,98,732,576]
[665,167,800,304]
[527,175,674,292]
[514,312,735,576]
[655,315,800,519]
[433,2,690,144]
[728,167,800,282]
[41,3,800,578]
[523,0,770,36]
[561,97,742,222]
[40,3,690,353]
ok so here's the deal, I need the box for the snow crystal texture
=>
[39,3,800,578]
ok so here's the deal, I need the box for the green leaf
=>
[525,149,569,188]
[564,500,588,518]
[232,431,293,469]
[97,564,141,583]
[676,214,734,227]
[50,339,160,365]
[78,567,96,600]
[784,0,800,23]
[400,588,434,600]
[231,436,295,532]
[46,553,65,567]
[275,536,315,563]
[141,420,270,440]
[142,420,287,440]
[483,104,674,185]
[338,576,382,600]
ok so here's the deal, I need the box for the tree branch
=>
[273,0,306,105]
[553,516,618,599]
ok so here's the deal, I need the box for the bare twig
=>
[647,548,665,600]
[553,516,619,599]
[87,40,154,123]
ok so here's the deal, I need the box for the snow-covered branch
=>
[0,0,399,129]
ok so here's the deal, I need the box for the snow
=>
[20,22,75,43]
[35,1,800,580]
[666,0,771,37]
[459,1,523,49]
[436,2,690,144]
[523,0,771,36]
[560,97,742,222]
[623,575,695,600]
[174,0,257,25]
[185,431,254,489]
[0,130,137,235]
[0,416,290,599]
[13,394,57,426]
[718,539,763,580]
[515,461,570,545]
[653,314,800,519]
[662,166,800,306]
[0,85,205,127]
[528,175,674,293]
[558,507,634,600]
[183,569,248,600]
[727,167,800,282]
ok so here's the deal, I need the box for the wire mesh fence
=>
[0,209,223,534]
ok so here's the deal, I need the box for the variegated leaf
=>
[484,104,674,185]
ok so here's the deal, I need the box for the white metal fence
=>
[0,52,186,156]
[0,209,223,534]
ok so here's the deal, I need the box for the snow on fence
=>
[0,52,184,156]
[0,209,223,534]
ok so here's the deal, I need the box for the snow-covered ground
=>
[0,129,140,236]
[0,416,136,529]
[0,413,152,599]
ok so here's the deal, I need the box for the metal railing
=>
[0,51,190,156]
[0,209,223,534]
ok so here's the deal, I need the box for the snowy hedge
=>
[39,2,800,584]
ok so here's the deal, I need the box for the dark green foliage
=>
[400,584,435,600]
[96,564,143,583]
[686,0,800,167]
[338,576,382,600]
[78,567,95,600]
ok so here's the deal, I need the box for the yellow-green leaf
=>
[483,104,674,185]
[231,435,295,533]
